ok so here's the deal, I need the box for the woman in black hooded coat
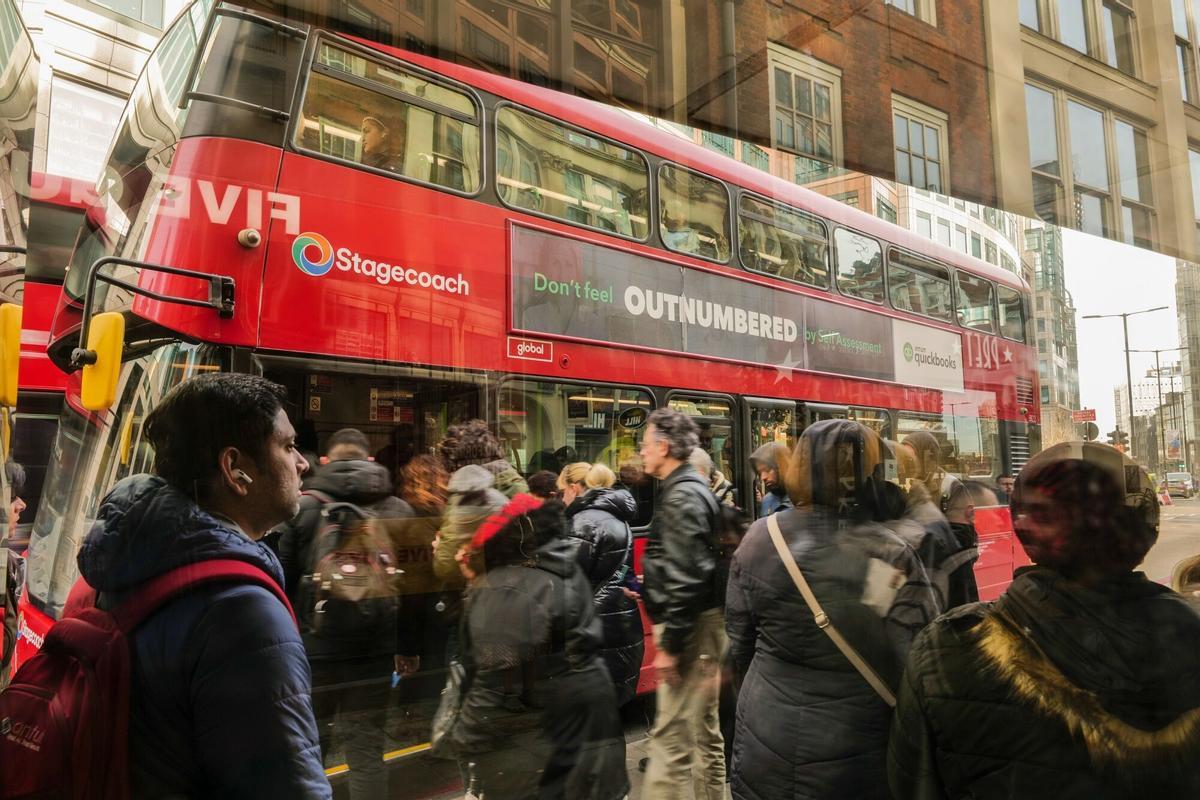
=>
[558,462,645,706]
[454,494,629,800]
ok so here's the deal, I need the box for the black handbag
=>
[429,659,470,758]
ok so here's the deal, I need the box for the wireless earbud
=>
[234,470,254,485]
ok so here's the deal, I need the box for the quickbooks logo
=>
[903,342,914,362]
[292,232,335,276]
[290,232,470,296]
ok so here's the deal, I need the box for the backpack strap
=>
[111,559,297,633]
[766,514,896,708]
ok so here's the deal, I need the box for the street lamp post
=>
[1082,306,1169,460]
[1130,345,1191,472]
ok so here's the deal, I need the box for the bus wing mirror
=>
[0,303,22,408]
[78,311,125,411]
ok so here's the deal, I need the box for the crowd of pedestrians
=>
[3,373,1200,799]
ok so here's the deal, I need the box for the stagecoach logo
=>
[292,232,335,276]
[290,232,470,295]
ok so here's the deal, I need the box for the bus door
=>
[747,398,797,516]
[667,393,740,494]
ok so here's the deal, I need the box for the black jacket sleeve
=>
[887,630,949,800]
[652,483,717,656]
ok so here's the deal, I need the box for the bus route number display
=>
[510,225,965,392]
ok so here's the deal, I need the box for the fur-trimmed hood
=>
[976,567,1200,775]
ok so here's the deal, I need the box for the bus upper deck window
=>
[738,194,829,289]
[495,106,649,239]
[997,285,1026,342]
[888,250,952,322]
[955,271,998,334]
[296,43,482,193]
[833,228,884,303]
[658,164,730,262]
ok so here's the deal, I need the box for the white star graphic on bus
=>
[775,350,802,384]
[1003,346,1013,363]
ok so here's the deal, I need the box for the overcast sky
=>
[1062,228,1180,436]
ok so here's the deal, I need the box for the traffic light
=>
[1106,430,1129,452]
[1107,430,1120,446]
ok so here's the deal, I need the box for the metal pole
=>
[1123,313,1136,459]
[1181,386,1190,473]
[1156,349,1166,472]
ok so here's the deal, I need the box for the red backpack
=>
[0,559,296,799]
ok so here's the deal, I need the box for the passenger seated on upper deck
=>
[360,115,404,173]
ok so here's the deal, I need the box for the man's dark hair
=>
[145,373,288,499]
[646,408,699,461]
[998,473,1014,481]
[526,470,560,500]
[945,480,997,515]
[326,428,371,459]
[438,419,504,470]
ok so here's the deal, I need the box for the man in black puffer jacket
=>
[275,428,413,800]
[561,462,644,706]
[640,408,726,800]
[889,444,1200,799]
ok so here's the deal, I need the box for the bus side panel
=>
[974,506,1016,600]
[632,534,655,695]
[11,587,52,672]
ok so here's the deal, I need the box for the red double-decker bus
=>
[15,0,1038,757]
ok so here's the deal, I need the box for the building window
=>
[916,211,932,239]
[892,94,949,193]
[701,130,735,157]
[769,45,842,184]
[885,0,936,26]
[1189,148,1200,252]
[1059,0,1092,55]
[831,191,860,207]
[89,0,163,27]
[877,196,897,224]
[936,218,952,247]
[1101,2,1136,73]
[1022,1,1137,76]
[741,143,769,172]
[45,78,125,182]
[1025,80,1153,247]
[1021,0,1041,31]
[985,240,998,265]
[955,225,968,253]
[971,233,982,258]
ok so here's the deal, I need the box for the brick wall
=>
[685,0,997,206]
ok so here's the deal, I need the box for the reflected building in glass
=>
[1022,220,1080,448]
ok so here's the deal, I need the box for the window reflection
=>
[834,228,884,303]
[658,164,730,262]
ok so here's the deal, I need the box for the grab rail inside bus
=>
[69,256,235,370]
[178,2,308,120]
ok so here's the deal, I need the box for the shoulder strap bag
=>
[765,514,896,707]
